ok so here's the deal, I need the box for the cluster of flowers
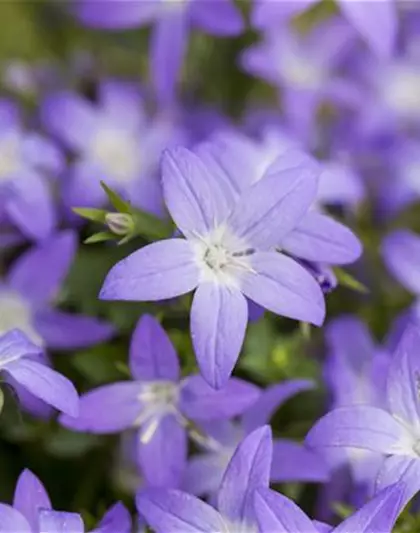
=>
[1,0,420,531]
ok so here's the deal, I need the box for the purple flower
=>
[72,1,244,104]
[184,379,329,499]
[100,145,327,388]
[254,482,405,533]
[306,322,420,508]
[0,230,113,351]
[137,426,272,532]
[41,81,183,217]
[0,330,78,416]
[60,314,259,488]
[252,0,398,58]
[0,468,132,533]
[0,99,62,241]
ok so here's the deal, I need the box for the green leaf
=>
[334,268,369,294]
[72,207,108,223]
[100,181,131,213]
[84,232,116,244]
[72,344,127,385]
[132,208,173,240]
[44,428,101,458]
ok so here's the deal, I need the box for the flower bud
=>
[105,212,135,236]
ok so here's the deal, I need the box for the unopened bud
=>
[105,212,134,236]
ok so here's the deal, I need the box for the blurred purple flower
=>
[0,330,78,416]
[100,145,327,388]
[60,314,260,488]
[72,1,244,104]
[307,323,420,509]
[254,482,405,533]
[184,380,329,499]
[137,426,272,532]
[41,81,183,217]
[0,99,63,241]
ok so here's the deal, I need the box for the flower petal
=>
[100,239,199,302]
[382,230,420,295]
[282,211,362,265]
[218,426,272,524]
[189,0,244,35]
[73,0,160,29]
[99,80,145,131]
[180,375,260,421]
[4,359,79,417]
[226,160,319,249]
[38,510,84,533]
[271,439,330,483]
[191,282,248,389]
[183,453,224,496]
[90,502,131,533]
[305,406,408,455]
[252,0,317,30]
[0,504,31,533]
[0,330,41,364]
[129,314,179,381]
[13,469,51,532]
[241,252,325,326]
[137,488,226,533]
[59,383,140,433]
[8,230,77,307]
[376,455,420,511]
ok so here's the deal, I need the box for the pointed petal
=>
[180,375,260,421]
[34,310,114,351]
[4,359,79,417]
[130,314,179,381]
[254,488,318,533]
[59,383,140,433]
[334,482,405,533]
[241,252,325,326]
[339,0,397,58]
[282,211,362,265]
[241,379,314,433]
[382,230,420,294]
[91,502,131,533]
[38,510,84,533]
[138,415,187,488]
[162,147,233,238]
[376,455,420,510]
[8,230,77,307]
[271,439,330,483]
[0,504,31,533]
[190,0,244,35]
[0,330,41,364]
[318,162,365,208]
[99,239,199,302]
[387,323,420,428]
[151,11,188,106]
[73,1,160,29]
[191,282,248,389]
[13,469,51,531]
[227,165,319,249]
[305,406,408,455]
[218,426,272,524]
[137,489,226,533]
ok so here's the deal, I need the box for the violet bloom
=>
[0,230,113,350]
[254,482,405,533]
[137,425,272,533]
[184,380,329,498]
[252,0,398,58]
[100,145,327,388]
[0,468,131,533]
[41,81,182,217]
[0,330,78,416]
[60,314,259,488]
[72,1,244,104]
[0,99,62,241]
[306,323,420,508]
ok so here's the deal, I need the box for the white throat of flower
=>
[135,380,181,443]
[281,50,326,89]
[380,64,420,116]
[193,226,255,287]
[0,133,21,181]
[0,290,43,346]
[222,519,258,533]
[88,127,141,183]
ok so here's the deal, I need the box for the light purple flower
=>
[100,145,327,388]
[254,482,405,533]
[252,0,398,58]
[41,81,183,217]
[306,322,420,508]
[0,99,62,241]
[184,379,329,498]
[60,314,260,488]
[137,425,272,533]
[72,1,244,104]
[0,330,78,416]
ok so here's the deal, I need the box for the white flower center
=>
[135,380,181,443]
[88,127,141,183]
[381,65,420,116]
[0,133,21,181]
[413,440,420,456]
[223,520,258,533]
[281,52,325,89]
[0,290,43,346]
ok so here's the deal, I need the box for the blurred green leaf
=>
[44,428,101,458]
[84,232,116,245]
[100,182,131,213]
[73,208,108,224]
[335,267,369,294]
[72,344,128,385]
